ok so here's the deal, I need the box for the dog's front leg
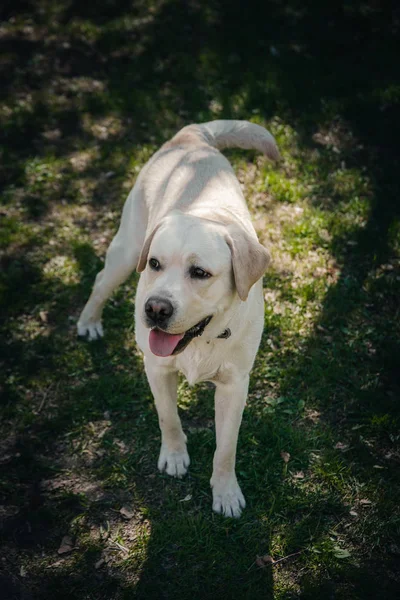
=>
[211,375,249,518]
[144,360,190,478]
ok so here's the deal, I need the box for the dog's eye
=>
[190,266,211,279]
[149,258,161,271]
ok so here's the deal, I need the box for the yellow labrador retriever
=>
[78,121,279,517]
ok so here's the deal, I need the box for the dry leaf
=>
[360,499,372,506]
[292,471,305,479]
[256,554,275,567]
[334,442,350,452]
[58,535,74,555]
[179,494,192,502]
[20,565,27,577]
[95,558,105,569]
[305,409,321,423]
[113,439,128,454]
[97,427,110,439]
[46,559,65,569]
[280,451,290,463]
[120,506,135,520]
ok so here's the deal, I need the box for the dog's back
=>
[142,120,279,230]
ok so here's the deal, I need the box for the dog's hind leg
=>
[77,186,147,340]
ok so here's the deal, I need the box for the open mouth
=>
[148,316,213,357]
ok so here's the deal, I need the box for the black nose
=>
[145,296,174,326]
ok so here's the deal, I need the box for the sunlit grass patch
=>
[43,254,81,285]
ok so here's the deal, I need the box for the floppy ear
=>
[225,224,271,301]
[136,222,162,273]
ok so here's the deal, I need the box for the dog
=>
[77,120,279,517]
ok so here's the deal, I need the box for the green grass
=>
[1,1,400,599]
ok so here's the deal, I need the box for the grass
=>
[1,1,400,598]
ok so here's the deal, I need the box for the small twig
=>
[37,386,52,413]
[37,391,48,413]
[247,560,256,572]
[37,382,58,413]
[248,550,302,572]
[111,540,129,553]
[271,550,302,566]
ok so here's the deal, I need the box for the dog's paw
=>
[77,319,104,341]
[211,475,246,518]
[158,445,190,478]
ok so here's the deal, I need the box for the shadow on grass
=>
[272,178,400,596]
[1,0,399,598]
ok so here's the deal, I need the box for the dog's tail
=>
[174,120,280,161]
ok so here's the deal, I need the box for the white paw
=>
[77,319,104,341]
[211,474,246,518]
[158,445,190,478]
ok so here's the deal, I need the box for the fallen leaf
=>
[120,506,135,520]
[280,451,290,463]
[97,427,110,439]
[20,565,27,577]
[349,510,358,517]
[39,311,48,323]
[256,554,275,567]
[359,499,372,506]
[46,559,65,569]
[334,442,350,452]
[95,558,105,569]
[58,535,74,555]
[113,439,128,453]
[292,471,305,479]
[179,494,192,502]
[305,409,321,423]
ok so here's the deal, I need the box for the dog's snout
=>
[145,296,174,326]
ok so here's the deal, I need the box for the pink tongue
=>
[149,329,184,357]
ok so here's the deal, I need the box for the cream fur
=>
[77,120,279,517]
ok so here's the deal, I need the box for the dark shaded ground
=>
[1,1,400,598]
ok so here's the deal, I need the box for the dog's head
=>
[137,212,270,357]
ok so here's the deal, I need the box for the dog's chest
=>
[176,339,226,385]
